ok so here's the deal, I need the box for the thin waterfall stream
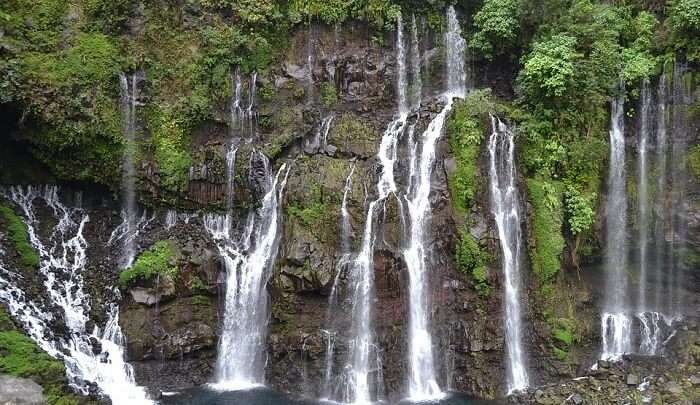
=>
[487,117,529,393]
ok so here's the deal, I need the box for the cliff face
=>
[1,5,699,404]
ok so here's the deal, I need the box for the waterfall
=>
[637,79,651,312]
[653,71,668,317]
[667,61,689,318]
[445,7,467,99]
[0,186,151,404]
[601,91,632,360]
[488,117,529,393]
[205,151,290,390]
[636,80,668,355]
[117,72,141,268]
[402,6,466,400]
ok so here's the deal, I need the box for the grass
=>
[0,204,40,270]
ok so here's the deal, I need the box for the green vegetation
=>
[469,0,520,60]
[119,240,179,287]
[0,308,83,405]
[526,178,565,286]
[446,89,500,213]
[689,145,700,181]
[0,204,39,270]
[288,184,339,242]
[147,108,192,193]
[320,82,338,108]
[455,229,491,295]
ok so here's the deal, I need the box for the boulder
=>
[0,375,46,405]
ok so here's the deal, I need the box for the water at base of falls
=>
[162,386,501,405]
[0,185,151,404]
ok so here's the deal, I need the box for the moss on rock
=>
[0,203,39,270]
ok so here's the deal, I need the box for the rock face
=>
[0,375,46,405]
[1,12,698,405]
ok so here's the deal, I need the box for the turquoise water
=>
[160,387,502,405]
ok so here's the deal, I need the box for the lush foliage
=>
[119,240,179,287]
[0,204,39,270]
[667,0,700,61]
[446,89,499,213]
[469,0,520,60]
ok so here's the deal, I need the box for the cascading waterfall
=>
[328,14,412,404]
[0,186,151,404]
[635,79,668,355]
[637,79,651,312]
[667,61,689,319]
[601,91,632,360]
[601,65,691,360]
[402,6,466,400]
[653,71,669,318]
[205,151,290,390]
[117,72,141,268]
[487,117,528,393]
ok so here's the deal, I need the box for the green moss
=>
[0,204,39,270]
[147,108,192,193]
[320,82,338,108]
[288,184,339,243]
[0,308,82,405]
[446,89,499,213]
[688,145,700,181]
[526,178,565,286]
[455,228,491,295]
[119,240,179,287]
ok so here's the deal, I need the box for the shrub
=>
[119,240,179,287]
[456,229,491,295]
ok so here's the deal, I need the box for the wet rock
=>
[0,375,46,405]
[664,381,682,394]
[128,276,176,306]
[571,393,583,404]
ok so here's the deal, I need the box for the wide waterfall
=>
[205,151,290,390]
[487,117,528,393]
[0,186,151,404]
[601,64,691,360]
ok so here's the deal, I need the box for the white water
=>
[487,117,528,393]
[402,6,466,400]
[601,92,631,360]
[205,151,290,390]
[637,80,651,312]
[0,186,151,404]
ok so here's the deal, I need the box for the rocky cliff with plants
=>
[0,0,699,404]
